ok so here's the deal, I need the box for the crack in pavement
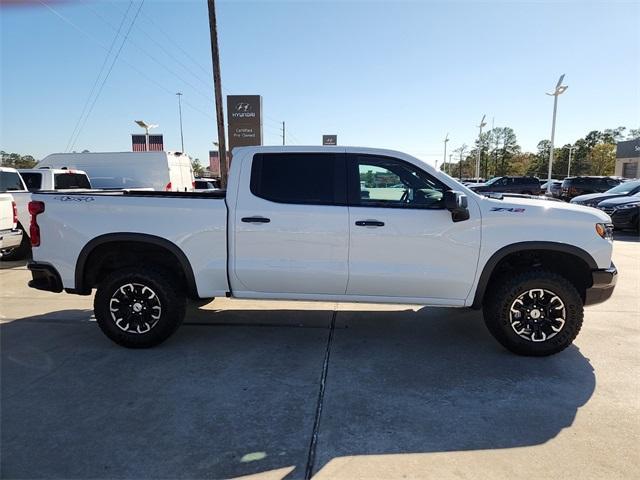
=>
[304,308,337,480]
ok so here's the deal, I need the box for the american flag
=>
[131,134,164,152]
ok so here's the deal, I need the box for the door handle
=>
[241,216,271,223]
[355,220,385,227]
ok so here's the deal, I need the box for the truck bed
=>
[30,190,230,298]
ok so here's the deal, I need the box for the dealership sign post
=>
[322,135,337,146]
[227,95,263,157]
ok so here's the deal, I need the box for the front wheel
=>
[94,267,186,348]
[483,270,583,356]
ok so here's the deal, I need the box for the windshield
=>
[606,180,640,194]
[485,177,501,186]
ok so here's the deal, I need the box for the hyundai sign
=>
[227,95,262,153]
[322,135,337,146]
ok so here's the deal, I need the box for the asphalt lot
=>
[1,233,639,480]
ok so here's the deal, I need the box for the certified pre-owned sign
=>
[227,95,262,152]
[322,135,337,146]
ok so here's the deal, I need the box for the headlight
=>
[595,223,614,241]
[613,202,640,210]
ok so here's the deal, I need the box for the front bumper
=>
[610,208,639,231]
[27,262,63,293]
[0,228,23,251]
[584,263,617,306]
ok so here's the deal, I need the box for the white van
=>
[37,151,195,191]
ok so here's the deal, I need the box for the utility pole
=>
[567,145,577,177]
[448,154,453,175]
[443,133,449,174]
[207,0,228,188]
[281,121,285,145]
[176,92,184,152]
[476,115,486,180]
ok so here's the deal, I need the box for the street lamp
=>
[458,145,467,181]
[476,114,487,180]
[134,120,158,151]
[443,133,449,173]
[176,93,184,152]
[567,145,578,177]
[545,74,568,194]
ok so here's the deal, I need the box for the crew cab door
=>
[346,153,481,302]
[231,151,349,295]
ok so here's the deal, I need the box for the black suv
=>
[468,176,540,195]
[560,176,624,201]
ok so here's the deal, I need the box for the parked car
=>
[560,176,624,201]
[37,151,195,192]
[27,146,617,357]
[539,179,561,195]
[0,193,23,258]
[462,178,485,186]
[571,179,640,207]
[194,178,220,192]
[0,167,31,259]
[19,168,92,192]
[468,176,540,195]
[597,193,640,231]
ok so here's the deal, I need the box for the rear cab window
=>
[250,153,346,205]
[54,173,91,189]
[0,171,26,192]
[20,172,43,191]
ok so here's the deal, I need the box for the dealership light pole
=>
[458,145,467,181]
[134,120,158,151]
[176,93,184,152]
[546,74,568,194]
[567,145,578,177]
[443,133,449,174]
[207,0,228,188]
[476,115,487,180]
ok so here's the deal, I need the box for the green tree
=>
[590,143,616,175]
[191,158,205,177]
[627,128,640,140]
[0,151,37,168]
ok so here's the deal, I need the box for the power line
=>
[85,4,216,105]
[64,1,134,152]
[68,0,145,151]
[108,2,289,133]
[40,0,216,127]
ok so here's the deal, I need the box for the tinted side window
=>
[350,155,447,209]
[250,153,343,205]
[54,173,91,189]
[21,172,43,191]
[0,171,25,191]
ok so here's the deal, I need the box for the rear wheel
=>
[94,267,186,348]
[483,270,583,356]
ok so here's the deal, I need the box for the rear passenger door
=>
[232,151,350,296]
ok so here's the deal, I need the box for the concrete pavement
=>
[1,233,638,479]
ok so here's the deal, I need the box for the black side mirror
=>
[444,190,470,222]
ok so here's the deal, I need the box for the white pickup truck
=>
[0,193,23,257]
[27,146,617,356]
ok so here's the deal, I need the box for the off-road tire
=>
[483,270,583,356]
[94,267,186,348]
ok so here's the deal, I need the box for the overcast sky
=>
[2,0,639,166]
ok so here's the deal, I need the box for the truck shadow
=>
[0,306,595,479]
